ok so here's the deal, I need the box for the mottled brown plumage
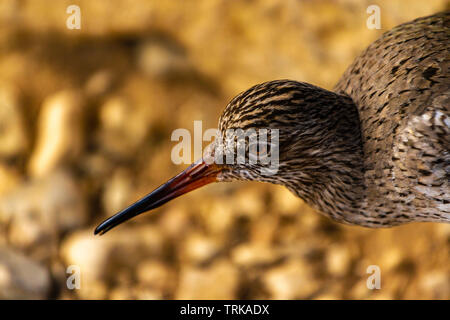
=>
[95,12,449,235]
[333,12,450,226]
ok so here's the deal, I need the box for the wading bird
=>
[95,12,449,235]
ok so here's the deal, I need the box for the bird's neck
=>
[282,92,367,223]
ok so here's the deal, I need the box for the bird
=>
[95,11,450,235]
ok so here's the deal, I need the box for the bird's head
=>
[95,80,362,235]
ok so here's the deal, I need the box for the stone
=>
[325,244,352,277]
[136,260,174,292]
[134,286,164,300]
[109,285,163,300]
[249,214,278,244]
[61,230,112,284]
[271,186,304,216]
[61,226,165,285]
[137,39,191,79]
[0,84,28,158]
[0,164,21,197]
[158,206,192,239]
[98,95,149,157]
[0,170,87,250]
[419,271,449,299]
[176,260,239,299]
[84,69,116,99]
[232,187,265,218]
[0,247,51,299]
[76,280,108,300]
[101,168,133,216]
[380,247,404,271]
[231,242,280,267]
[198,198,235,235]
[109,286,134,300]
[28,90,84,178]
[180,232,222,265]
[263,259,319,299]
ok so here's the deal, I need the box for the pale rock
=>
[380,247,404,271]
[315,293,340,300]
[419,272,449,299]
[80,153,114,181]
[98,95,149,156]
[434,223,450,238]
[76,280,108,300]
[28,90,84,178]
[301,209,322,230]
[0,164,22,197]
[158,207,192,239]
[61,226,164,283]
[180,232,222,264]
[231,242,280,267]
[263,259,319,299]
[0,170,87,249]
[0,246,50,299]
[0,84,28,158]
[271,186,304,216]
[249,214,278,244]
[371,292,395,300]
[233,187,265,218]
[99,96,129,131]
[348,277,373,299]
[109,285,163,300]
[101,168,133,216]
[325,244,352,277]
[109,286,134,300]
[199,198,235,234]
[61,230,111,283]
[137,40,190,78]
[134,286,164,300]
[176,260,239,299]
[314,283,344,300]
[136,260,174,292]
[84,69,116,98]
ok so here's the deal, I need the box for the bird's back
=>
[334,12,450,225]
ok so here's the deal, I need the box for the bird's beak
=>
[94,159,221,235]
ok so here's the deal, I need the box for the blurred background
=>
[0,0,448,300]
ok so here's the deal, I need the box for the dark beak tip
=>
[93,226,102,236]
[94,221,110,236]
[93,160,220,236]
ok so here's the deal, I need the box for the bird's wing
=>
[392,94,450,215]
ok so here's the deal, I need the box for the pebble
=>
[231,242,280,267]
[0,170,87,250]
[0,84,28,158]
[61,226,165,284]
[180,232,222,265]
[98,95,149,157]
[137,39,190,79]
[325,244,352,277]
[176,260,239,299]
[0,164,21,197]
[263,259,319,299]
[28,90,84,178]
[84,69,116,99]
[101,168,133,216]
[0,247,51,299]
[136,260,174,292]
[419,271,449,299]
[271,186,304,216]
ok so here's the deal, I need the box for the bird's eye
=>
[248,141,271,164]
[259,144,267,155]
